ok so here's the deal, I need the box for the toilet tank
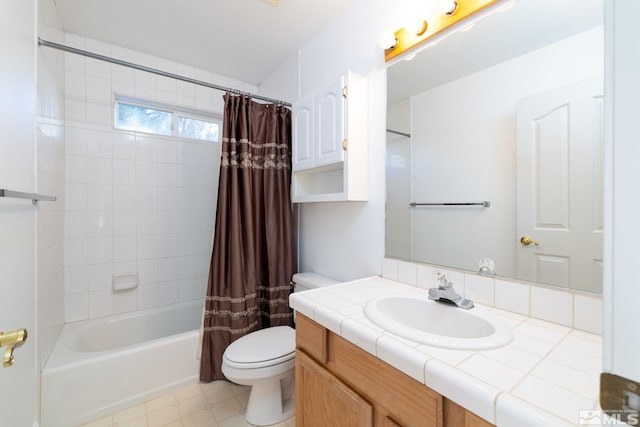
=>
[292,272,339,293]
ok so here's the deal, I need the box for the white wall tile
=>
[495,279,530,316]
[113,236,137,263]
[65,292,88,322]
[114,159,136,185]
[464,274,494,306]
[87,210,112,238]
[573,294,603,335]
[137,258,159,285]
[88,263,113,291]
[114,288,138,313]
[397,260,417,286]
[87,184,113,210]
[87,237,113,264]
[113,211,137,236]
[178,277,199,301]
[86,157,112,184]
[381,258,399,280]
[64,266,88,294]
[138,283,159,309]
[113,132,136,160]
[158,280,179,305]
[135,136,157,162]
[113,185,136,210]
[65,210,87,239]
[63,39,225,321]
[89,289,114,318]
[65,238,87,267]
[530,286,573,327]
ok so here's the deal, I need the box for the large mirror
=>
[385,0,604,293]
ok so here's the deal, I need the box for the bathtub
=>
[41,300,204,427]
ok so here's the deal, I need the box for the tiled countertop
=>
[289,276,602,426]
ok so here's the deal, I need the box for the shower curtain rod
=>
[38,38,292,107]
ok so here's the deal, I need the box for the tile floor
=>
[78,380,296,427]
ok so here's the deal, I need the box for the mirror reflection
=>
[385,0,604,293]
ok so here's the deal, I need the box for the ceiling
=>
[388,0,603,103]
[55,0,358,86]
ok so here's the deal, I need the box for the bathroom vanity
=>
[290,276,601,426]
[296,313,491,426]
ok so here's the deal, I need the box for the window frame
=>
[114,95,222,143]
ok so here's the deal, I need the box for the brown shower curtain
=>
[199,93,295,382]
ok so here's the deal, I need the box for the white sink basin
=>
[364,295,513,350]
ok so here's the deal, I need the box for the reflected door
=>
[516,78,604,292]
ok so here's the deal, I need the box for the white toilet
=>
[221,272,338,426]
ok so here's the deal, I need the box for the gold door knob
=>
[0,328,28,368]
[520,236,539,246]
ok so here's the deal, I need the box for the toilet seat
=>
[223,326,295,369]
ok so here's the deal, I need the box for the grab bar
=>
[0,189,57,202]
[410,201,491,208]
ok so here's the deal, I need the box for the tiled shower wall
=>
[63,34,258,322]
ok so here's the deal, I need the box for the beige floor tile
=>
[114,415,148,427]
[234,392,249,410]
[161,422,184,427]
[77,415,114,427]
[181,408,216,427]
[228,383,250,397]
[114,404,147,424]
[201,381,234,404]
[175,382,203,401]
[178,393,210,418]
[217,414,251,427]
[147,393,178,414]
[148,404,181,427]
[211,396,243,423]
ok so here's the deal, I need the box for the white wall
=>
[61,35,253,322]
[603,0,640,384]
[409,28,603,278]
[37,0,66,371]
[0,1,38,425]
[264,0,412,281]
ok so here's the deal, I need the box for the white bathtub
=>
[41,300,204,427]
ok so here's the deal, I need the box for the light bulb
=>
[378,30,397,50]
[434,0,458,15]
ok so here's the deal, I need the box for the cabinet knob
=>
[342,139,348,151]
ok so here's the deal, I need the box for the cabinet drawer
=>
[295,314,328,363]
[328,333,443,427]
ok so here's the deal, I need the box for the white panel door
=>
[517,78,603,292]
[0,1,38,426]
[314,75,345,167]
[292,93,314,171]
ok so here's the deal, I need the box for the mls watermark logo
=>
[580,410,639,425]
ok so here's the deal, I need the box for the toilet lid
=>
[224,326,295,368]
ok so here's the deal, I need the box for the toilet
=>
[221,272,339,426]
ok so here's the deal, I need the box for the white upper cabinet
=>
[314,75,346,167]
[293,92,314,170]
[291,71,368,202]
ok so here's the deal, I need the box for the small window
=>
[116,103,172,136]
[178,116,219,142]
[114,97,221,142]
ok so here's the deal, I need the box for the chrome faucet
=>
[428,273,474,310]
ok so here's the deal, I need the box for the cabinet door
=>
[314,75,346,167]
[296,349,373,427]
[292,93,314,171]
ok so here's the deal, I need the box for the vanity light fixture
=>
[382,0,513,62]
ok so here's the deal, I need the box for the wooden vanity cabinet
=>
[295,314,493,427]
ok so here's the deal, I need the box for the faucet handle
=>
[434,272,453,289]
